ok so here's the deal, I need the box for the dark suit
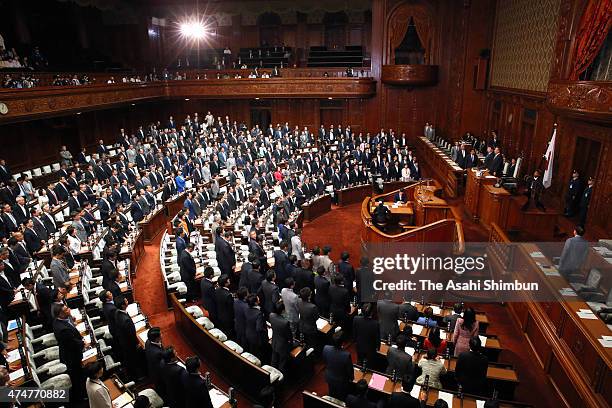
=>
[215,287,235,337]
[144,340,165,396]
[182,372,214,408]
[329,284,350,330]
[234,298,249,345]
[455,350,488,395]
[53,318,85,399]
[270,312,292,373]
[314,274,331,317]
[259,280,280,316]
[179,250,197,301]
[200,279,217,323]
[338,261,355,293]
[273,250,289,288]
[162,361,187,408]
[298,300,319,348]
[323,345,354,400]
[293,267,314,292]
[489,153,504,177]
[346,394,379,408]
[0,273,15,310]
[377,300,399,341]
[215,237,236,279]
[352,315,380,364]
[115,309,140,375]
[386,347,414,384]
[244,306,267,357]
[24,228,42,254]
[398,302,419,323]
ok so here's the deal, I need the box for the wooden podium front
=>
[465,169,497,220]
[479,185,511,231]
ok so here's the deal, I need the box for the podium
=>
[465,168,497,220]
[479,185,511,231]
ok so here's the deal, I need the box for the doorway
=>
[572,136,601,179]
[250,108,271,130]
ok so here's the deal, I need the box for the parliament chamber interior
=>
[0,0,610,407]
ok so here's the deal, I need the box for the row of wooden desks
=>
[139,205,167,243]
[302,194,332,222]
[414,136,465,198]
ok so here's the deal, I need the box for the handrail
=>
[368,179,424,206]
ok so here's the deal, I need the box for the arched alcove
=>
[386,1,435,65]
[257,12,281,47]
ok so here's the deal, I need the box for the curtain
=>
[570,0,612,80]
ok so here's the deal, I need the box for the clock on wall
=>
[0,102,8,115]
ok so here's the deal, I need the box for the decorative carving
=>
[381,65,438,86]
[386,1,435,65]
[0,79,376,123]
[546,80,612,122]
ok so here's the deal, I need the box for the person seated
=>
[423,327,447,355]
[416,347,446,389]
[385,379,421,408]
[394,190,408,203]
[346,379,380,408]
[373,201,390,227]
[416,306,437,327]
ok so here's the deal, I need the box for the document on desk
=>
[530,251,545,258]
[368,373,387,391]
[476,400,486,408]
[209,389,229,408]
[316,318,328,331]
[112,392,134,408]
[8,368,24,382]
[82,347,97,361]
[479,335,488,346]
[431,305,441,315]
[411,324,423,336]
[437,391,454,407]
[559,287,577,297]
[138,329,150,343]
[598,338,612,348]
[410,385,421,399]
[126,303,139,317]
[7,348,21,363]
[576,309,598,320]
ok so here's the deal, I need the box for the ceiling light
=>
[180,20,207,40]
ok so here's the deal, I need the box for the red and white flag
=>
[542,126,557,188]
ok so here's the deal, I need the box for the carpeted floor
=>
[133,202,562,408]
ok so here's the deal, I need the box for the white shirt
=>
[67,234,81,255]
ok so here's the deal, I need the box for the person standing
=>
[564,170,583,217]
[322,332,354,400]
[52,304,85,400]
[579,177,594,226]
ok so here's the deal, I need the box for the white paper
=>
[131,314,145,324]
[437,391,454,407]
[577,311,598,320]
[134,320,147,332]
[126,303,139,317]
[82,348,97,361]
[598,338,612,348]
[76,322,87,333]
[476,400,486,408]
[530,251,545,258]
[431,306,441,315]
[479,335,488,346]
[412,324,423,336]
[267,327,273,340]
[559,288,577,297]
[112,392,133,408]
[8,368,24,381]
[6,348,21,363]
[210,389,229,408]
[410,385,421,399]
[138,329,150,343]
[83,334,91,344]
[316,318,328,331]
[7,320,18,331]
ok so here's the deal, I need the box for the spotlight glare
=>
[180,20,207,40]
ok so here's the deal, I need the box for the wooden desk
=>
[465,169,498,221]
[370,202,414,216]
[165,192,187,219]
[506,195,560,239]
[302,194,332,222]
[414,136,465,198]
[139,206,167,243]
[488,226,612,408]
[170,294,272,399]
[338,184,372,206]
[479,185,511,231]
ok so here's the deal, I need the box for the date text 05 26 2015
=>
[0,388,70,402]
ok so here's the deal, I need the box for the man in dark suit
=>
[30,208,49,242]
[273,242,289,289]
[489,147,504,177]
[233,287,249,346]
[558,225,589,281]
[293,260,314,292]
[377,296,400,341]
[259,270,280,317]
[23,218,43,254]
[52,304,85,400]
[352,303,380,365]
[0,160,11,185]
[398,297,419,323]
[466,148,480,169]
[0,262,16,313]
[244,294,267,358]
[314,267,331,317]
[161,347,187,408]
[373,201,391,229]
[179,243,198,301]
[200,267,217,323]
[130,197,145,223]
[338,251,355,293]
[329,275,350,332]
[442,303,464,332]
[214,275,235,337]
[22,278,53,330]
[114,295,141,377]
[385,334,415,385]
[579,177,594,225]
[564,170,584,217]
[455,337,488,395]
[323,332,354,400]
[270,302,293,374]
[215,231,236,281]
[183,356,214,408]
[298,287,319,349]
[521,169,545,211]
[144,327,166,399]
[99,290,118,347]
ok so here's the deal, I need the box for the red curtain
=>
[570,0,612,80]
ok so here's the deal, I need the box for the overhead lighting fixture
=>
[185,98,190,101]
[328,97,333,100]
[255,97,260,100]
[179,19,208,40]
[76,112,81,115]
[131,103,135,106]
